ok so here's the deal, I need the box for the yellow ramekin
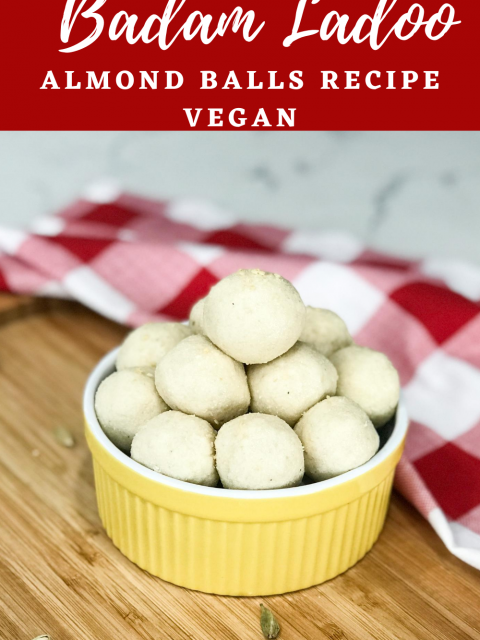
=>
[84,348,408,596]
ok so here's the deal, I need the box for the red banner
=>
[3,0,477,129]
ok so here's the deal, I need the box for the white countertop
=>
[1,131,479,264]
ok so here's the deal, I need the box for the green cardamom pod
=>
[260,604,280,639]
[53,426,75,448]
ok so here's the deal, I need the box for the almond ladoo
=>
[247,341,338,426]
[215,413,304,490]
[203,269,306,365]
[131,411,219,487]
[95,367,168,452]
[300,306,353,357]
[330,345,400,428]
[116,322,191,370]
[295,396,379,481]
[155,334,250,427]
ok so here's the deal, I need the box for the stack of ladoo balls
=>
[95,269,400,490]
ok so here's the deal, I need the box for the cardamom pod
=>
[260,604,280,639]
[53,426,75,448]
[32,635,52,640]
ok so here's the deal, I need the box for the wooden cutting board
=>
[0,294,479,640]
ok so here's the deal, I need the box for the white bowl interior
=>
[84,347,408,500]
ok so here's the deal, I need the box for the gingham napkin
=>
[1,186,480,569]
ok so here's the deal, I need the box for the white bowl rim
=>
[84,347,408,501]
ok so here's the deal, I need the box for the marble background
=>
[0,131,479,264]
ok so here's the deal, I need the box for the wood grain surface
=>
[0,293,479,640]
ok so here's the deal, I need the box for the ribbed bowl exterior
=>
[89,441,397,595]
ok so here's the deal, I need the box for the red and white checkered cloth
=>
[1,186,480,569]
